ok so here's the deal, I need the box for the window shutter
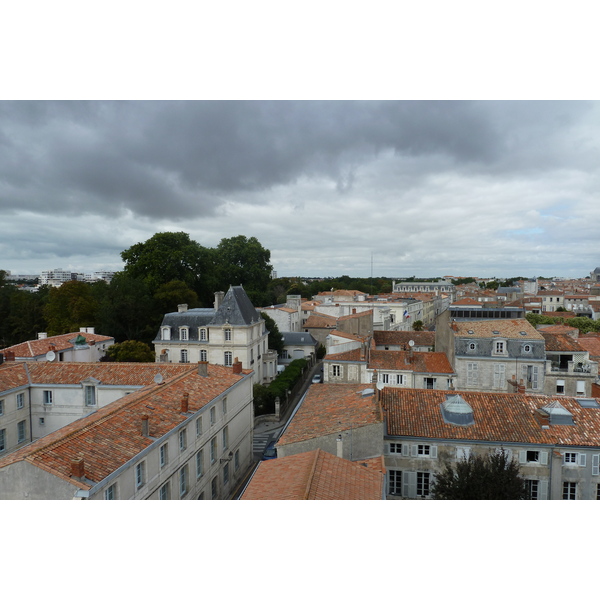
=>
[384,443,390,455]
[540,451,548,466]
[431,446,438,459]
[539,480,549,500]
[519,451,527,464]
[578,453,587,467]
[402,444,409,457]
[403,471,417,498]
[411,444,418,457]
[592,454,600,476]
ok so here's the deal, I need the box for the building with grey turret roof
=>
[153,286,277,385]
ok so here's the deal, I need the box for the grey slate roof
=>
[154,286,261,342]
[282,332,318,346]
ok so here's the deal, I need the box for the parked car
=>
[261,441,277,460]
[311,373,322,384]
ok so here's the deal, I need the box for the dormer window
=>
[493,340,506,355]
[161,327,171,341]
[522,344,532,354]
[179,327,189,341]
[467,342,477,352]
[199,328,208,341]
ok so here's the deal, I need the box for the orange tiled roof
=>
[304,313,337,328]
[240,449,383,500]
[382,388,600,447]
[338,309,373,321]
[453,319,544,340]
[328,330,367,343]
[2,332,114,358]
[23,362,194,386]
[537,325,579,336]
[544,311,577,319]
[0,362,30,392]
[369,350,454,374]
[451,298,483,306]
[373,330,435,347]
[0,364,249,487]
[324,348,364,362]
[578,336,600,360]
[541,333,586,353]
[277,384,383,447]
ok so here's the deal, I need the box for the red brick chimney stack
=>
[232,358,243,374]
[71,458,85,479]
[181,393,189,413]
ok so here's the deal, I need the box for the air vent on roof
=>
[492,330,500,335]
[468,330,474,334]
[520,331,527,336]
[440,394,474,426]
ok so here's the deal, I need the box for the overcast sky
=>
[1,100,599,280]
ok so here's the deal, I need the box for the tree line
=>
[0,231,401,350]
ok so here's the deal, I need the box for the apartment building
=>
[0,361,254,500]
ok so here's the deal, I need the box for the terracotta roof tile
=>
[2,332,114,358]
[382,388,600,447]
[373,330,435,347]
[453,319,544,340]
[541,333,586,353]
[369,350,454,374]
[278,384,382,447]
[240,449,383,500]
[0,364,248,487]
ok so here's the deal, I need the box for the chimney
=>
[178,304,188,313]
[38,332,48,340]
[534,409,550,428]
[214,291,225,310]
[232,358,243,374]
[141,414,150,437]
[181,393,189,413]
[4,350,15,362]
[336,435,344,458]
[352,308,356,314]
[71,458,85,479]
[198,361,208,377]
[517,379,526,393]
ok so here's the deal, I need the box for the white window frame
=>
[135,462,145,489]
[467,362,478,386]
[0,399,3,416]
[43,390,53,405]
[179,428,187,452]
[388,469,402,495]
[556,379,565,394]
[210,406,216,425]
[563,481,577,500]
[180,349,188,363]
[493,363,506,389]
[159,443,168,468]
[411,444,438,459]
[223,462,230,486]
[84,385,96,407]
[180,327,189,341]
[563,452,586,467]
[17,420,26,444]
[493,340,506,355]
[104,484,116,500]
[210,437,217,464]
[222,426,229,450]
[222,397,227,415]
[199,328,208,341]
[456,446,471,461]
[196,449,204,479]
[389,442,403,454]
[224,328,232,341]
[16,392,24,410]
[234,449,240,471]
[196,416,203,437]
[416,471,431,497]
[161,327,171,341]
[159,482,170,500]
[179,465,188,497]
[200,349,207,362]
[0,428,5,453]
[224,351,233,367]
[381,373,390,384]
[396,374,404,385]
[332,365,341,377]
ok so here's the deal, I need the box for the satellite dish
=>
[376,382,384,390]
[154,373,164,385]
[408,340,415,347]
[46,351,56,362]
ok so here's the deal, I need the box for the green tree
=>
[120,231,214,297]
[261,312,285,356]
[96,273,157,344]
[44,280,99,335]
[153,280,199,315]
[431,449,528,500]
[412,319,424,331]
[102,340,155,362]
[214,236,272,305]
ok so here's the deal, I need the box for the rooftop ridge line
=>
[304,449,321,500]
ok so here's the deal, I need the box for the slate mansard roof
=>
[154,286,262,342]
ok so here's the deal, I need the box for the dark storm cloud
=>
[0,100,595,221]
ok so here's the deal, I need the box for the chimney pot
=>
[38,332,48,340]
[232,358,243,374]
[178,304,188,313]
